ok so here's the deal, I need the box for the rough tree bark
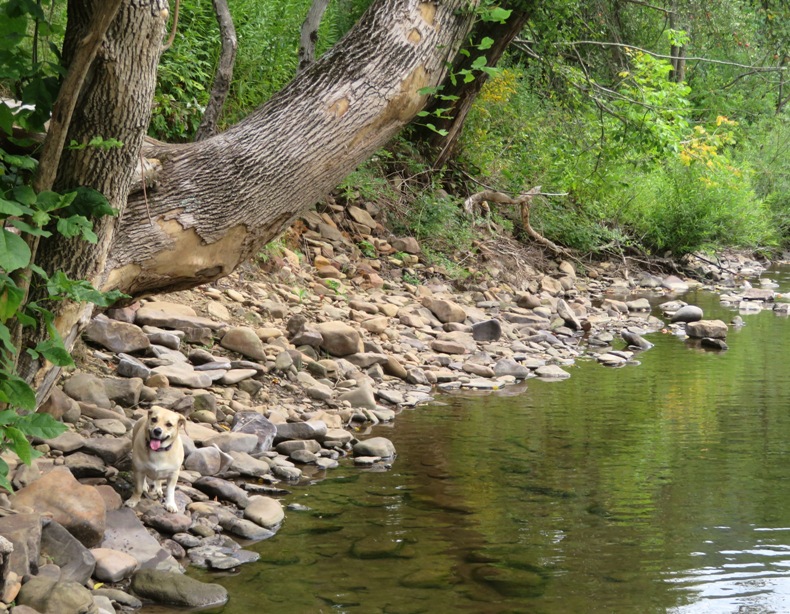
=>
[416,1,532,167]
[23,0,478,398]
[194,0,237,141]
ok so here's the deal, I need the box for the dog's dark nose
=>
[152,427,163,438]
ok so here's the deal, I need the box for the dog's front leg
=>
[125,470,147,509]
[163,473,179,513]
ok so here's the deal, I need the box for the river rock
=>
[100,507,181,572]
[621,330,653,350]
[151,362,213,388]
[493,358,529,379]
[316,321,362,356]
[40,520,96,584]
[16,576,94,614]
[91,547,139,582]
[338,386,377,409]
[131,569,229,608]
[535,365,571,379]
[275,420,328,441]
[231,411,277,453]
[686,319,728,339]
[670,305,704,323]
[220,326,267,360]
[0,513,42,579]
[471,319,502,342]
[353,437,396,458]
[63,372,112,408]
[421,297,467,323]
[701,337,728,350]
[84,314,151,354]
[193,477,250,508]
[556,299,582,330]
[244,496,285,528]
[662,275,689,292]
[11,467,106,547]
[203,431,259,454]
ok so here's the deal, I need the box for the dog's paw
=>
[164,500,178,513]
[125,496,141,508]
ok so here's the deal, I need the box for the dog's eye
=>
[150,417,157,423]
[166,422,173,428]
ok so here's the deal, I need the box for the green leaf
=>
[0,105,14,137]
[32,338,73,367]
[13,185,36,206]
[62,187,116,218]
[426,124,449,136]
[0,282,24,323]
[0,324,14,353]
[0,198,26,217]
[9,220,51,237]
[0,229,31,272]
[0,375,36,410]
[0,410,18,426]
[36,190,76,212]
[6,426,34,464]
[0,151,37,171]
[471,56,488,70]
[18,412,67,440]
[0,457,12,494]
[56,215,97,242]
[417,86,440,96]
[478,37,494,51]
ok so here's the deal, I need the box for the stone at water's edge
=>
[16,576,94,614]
[670,305,704,323]
[353,437,396,459]
[686,319,728,339]
[131,569,229,608]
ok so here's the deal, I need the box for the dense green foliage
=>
[456,0,789,256]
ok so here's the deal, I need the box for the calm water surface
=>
[179,267,790,614]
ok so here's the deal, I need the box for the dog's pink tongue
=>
[149,439,162,451]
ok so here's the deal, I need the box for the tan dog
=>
[126,406,186,513]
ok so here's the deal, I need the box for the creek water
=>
[160,266,790,614]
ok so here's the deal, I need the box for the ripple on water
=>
[668,526,790,613]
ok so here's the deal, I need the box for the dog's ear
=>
[178,414,186,431]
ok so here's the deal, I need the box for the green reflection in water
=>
[149,270,790,614]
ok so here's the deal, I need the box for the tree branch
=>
[297,0,331,73]
[195,0,237,140]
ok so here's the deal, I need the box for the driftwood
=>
[463,185,569,256]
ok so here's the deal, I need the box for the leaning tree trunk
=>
[24,0,477,400]
[415,0,532,167]
[20,0,168,394]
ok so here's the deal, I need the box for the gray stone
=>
[337,386,377,409]
[493,358,529,379]
[535,365,571,379]
[203,431,259,454]
[228,451,271,478]
[116,354,152,379]
[63,373,112,408]
[353,437,396,458]
[220,326,267,360]
[701,337,728,350]
[471,319,502,342]
[316,321,362,357]
[91,547,139,582]
[670,305,704,323]
[16,576,94,614]
[0,513,41,579]
[275,420,328,441]
[193,476,250,508]
[244,496,284,528]
[100,507,181,572]
[131,569,228,608]
[421,297,467,323]
[151,362,213,388]
[621,330,653,350]
[40,520,96,585]
[11,467,106,548]
[556,299,582,330]
[686,319,728,339]
[231,411,277,453]
[84,314,150,354]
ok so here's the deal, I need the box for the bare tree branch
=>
[195,0,237,140]
[297,0,331,73]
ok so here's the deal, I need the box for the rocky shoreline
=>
[0,202,783,613]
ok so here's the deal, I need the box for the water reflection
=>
[153,267,790,614]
